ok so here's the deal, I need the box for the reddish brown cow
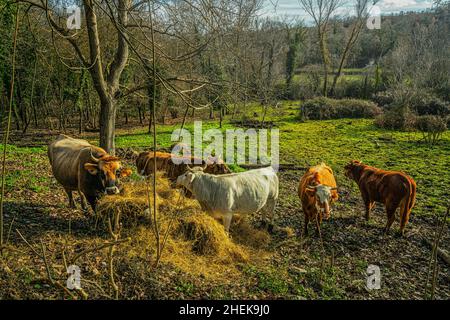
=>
[298,163,339,235]
[135,151,231,196]
[344,160,416,236]
[135,151,172,176]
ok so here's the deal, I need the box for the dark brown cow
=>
[344,160,416,236]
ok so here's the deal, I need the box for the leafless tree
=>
[299,0,343,96]
[329,0,379,96]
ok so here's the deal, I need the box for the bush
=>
[372,90,396,107]
[372,88,450,116]
[416,115,447,145]
[412,94,449,116]
[374,109,417,131]
[300,97,382,120]
[333,77,378,100]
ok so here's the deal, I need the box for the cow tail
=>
[407,179,416,213]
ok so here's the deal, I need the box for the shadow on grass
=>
[3,201,101,244]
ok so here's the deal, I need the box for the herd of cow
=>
[48,134,417,237]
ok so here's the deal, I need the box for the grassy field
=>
[0,101,449,299]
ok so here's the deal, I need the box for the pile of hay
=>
[175,213,247,261]
[230,218,271,249]
[96,174,269,280]
[96,181,158,227]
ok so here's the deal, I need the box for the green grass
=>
[243,265,290,296]
[0,145,51,193]
[2,101,449,216]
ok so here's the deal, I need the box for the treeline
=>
[0,0,449,151]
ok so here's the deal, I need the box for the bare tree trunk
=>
[30,56,38,128]
[330,13,366,96]
[138,106,143,124]
[319,30,330,97]
[99,97,116,154]
[178,105,190,141]
[84,0,130,155]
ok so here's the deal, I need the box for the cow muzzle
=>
[105,186,120,195]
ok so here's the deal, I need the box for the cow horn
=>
[307,185,317,189]
[202,162,208,170]
[90,148,100,162]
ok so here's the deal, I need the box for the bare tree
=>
[329,0,379,96]
[17,0,131,154]
[299,0,343,96]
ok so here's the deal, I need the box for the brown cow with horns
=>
[48,135,132,211]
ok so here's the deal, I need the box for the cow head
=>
[204,162,231,175]
[84,150,132,195]
[175,164,207,191]
[305,184,337,220]
[344,160,363,181]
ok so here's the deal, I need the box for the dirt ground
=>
[0,127,449,300]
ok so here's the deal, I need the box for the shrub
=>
[411,94,449,116]
[416,115,447,145]
[300,97,382,120]
[372,90,396,107]
[372,88,450,116]
[333,77,378,100]
[374,109,417,131]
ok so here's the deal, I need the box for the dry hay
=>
[96,181,158,227]
[175,213,248,261]
[230,217,271,249]
[95,173,270,280]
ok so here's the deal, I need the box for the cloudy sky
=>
[262,0,434,19]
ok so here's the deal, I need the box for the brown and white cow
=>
[48,135,131,211]
[344,160,416,236]
[298,163,339,235]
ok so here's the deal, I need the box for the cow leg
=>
[315,213,323,236]
[64,188,76,208]
[303,215,309,237]
[262,198,277,232]
[86,195,97,213]
[365,200,375,221]
[399,213,410,237]
[383,201,399,234]
[79,192,88,211]
[222,212,233,235]
[360,187,373,221]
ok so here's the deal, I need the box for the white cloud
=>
[261,0,434,19]
[378,0,433,12]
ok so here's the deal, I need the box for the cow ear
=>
[120,168,132,178]
[84,163,99,175]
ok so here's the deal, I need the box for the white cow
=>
[176,165,279,233]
